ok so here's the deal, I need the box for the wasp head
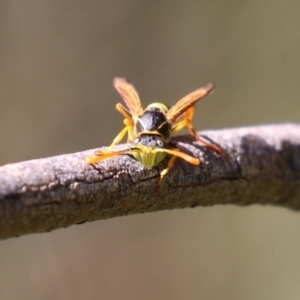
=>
[131,135,167,168]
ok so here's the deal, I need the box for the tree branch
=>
[0,123,299,240]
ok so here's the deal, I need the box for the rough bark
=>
[0,123,299,240]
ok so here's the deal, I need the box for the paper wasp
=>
[86,77,223,186]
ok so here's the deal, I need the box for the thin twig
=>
[0,123,299,240]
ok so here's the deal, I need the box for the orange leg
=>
[103,105,136,153]
[153,147,200,188]
[115,103,136,143]
[153,148,200,165]
[158,155,177,189]
[171,106,198,138]
[87,144,201,189]
[116,103,134,125]
[196,136,224,154]
[105,125,131,153]
[172,106,224,154]
[86,148,131,164]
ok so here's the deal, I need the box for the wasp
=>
[86,77,223,186]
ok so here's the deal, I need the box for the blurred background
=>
[1,1,300,299]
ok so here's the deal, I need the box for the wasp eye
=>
[156,139,164,147]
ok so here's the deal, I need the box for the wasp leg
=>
[172,106,224,154]
[105,125,131,153]
[116,103,134,126]
[86,148,130,164]
[171,105,197,137]
[115,103,136,145]
[154,148,200,165]
[102,118,135,154]
[158,155,177,188]
[152,147,200,188]
[171,105,201,142]
[194,135,224,154]
[123,118,136,143]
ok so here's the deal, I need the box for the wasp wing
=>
[166,82,215,122]
[113,77,144,117]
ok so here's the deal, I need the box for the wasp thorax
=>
[134,106,172,141]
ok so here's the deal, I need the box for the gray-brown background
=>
[1,1,300,299]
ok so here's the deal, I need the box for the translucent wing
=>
[166,82,215,122]
[113,77,144,117]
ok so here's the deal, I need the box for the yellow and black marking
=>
[86,77,224,187]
